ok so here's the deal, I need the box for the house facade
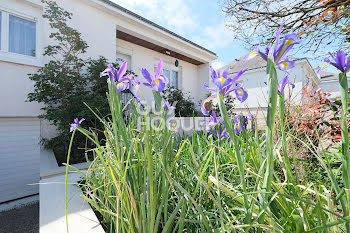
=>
[219,56,320,126]
[318,71,350,97]
[0,0,217,203]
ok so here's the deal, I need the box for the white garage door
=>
[0,118,40,203]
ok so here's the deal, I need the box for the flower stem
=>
[217,91,250,223]
[279,94,294,183]
[65,130,75,233]
[263,59,278,187]
[259,58,278,228]
[339,72,350,225]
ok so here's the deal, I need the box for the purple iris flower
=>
[234,114,243,134]
[217,127,230,140]
[205,111,229,140]
[319,51,350,73]
[201,68,248,115]
[245,114,256,132]
[101,61,141,99]
[245,25,301,73]
[264,76,295,95]
[100,61,132,92]
[141,59,169,92]
[278,76,295,95]
[234,114,255,134]
[70,118,84,132]
[210,66,232,91]
[162,100,176,111]
[204,111,223,131]
[129,75,141,101]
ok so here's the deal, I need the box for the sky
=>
[111,0,336,72]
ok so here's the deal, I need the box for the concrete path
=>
[40,172,104,233]
[0,201,39,233]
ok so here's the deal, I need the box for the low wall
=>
[173,117,208,135]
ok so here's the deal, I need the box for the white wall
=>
[319,79,350,98]
[228,61,317,110]
[197,63,210,102]
[0,0,43,117]
[45,0,117,62]
[0,61,43,117]
[0,0,214,118]
[116,39,207,105]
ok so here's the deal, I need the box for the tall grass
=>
[65,59,350,231]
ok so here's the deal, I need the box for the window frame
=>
[0,6,42,67]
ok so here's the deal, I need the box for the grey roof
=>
[221,56,305,74]
[99,0,217,56]
[319,71,338,81]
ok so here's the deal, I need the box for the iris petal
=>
[274,33,300,63]
[203,83,216,92]
[278,76,289,95]
[210,66,217,80]
[273,25,283,55]
[201,94,217,115]
[277,58,295,73]
[159,75,169,85]
[118,61,128,80]
[317,61,329,74]
[156,59,163,77]
[141,68,152,83]
[231,68,248,84]
[244,50,259,61]
[234,87,248,103]
[336,51,346,72]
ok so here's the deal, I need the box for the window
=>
[116,52,131,69]
[171,70,178,89]
[9,15,36,56]
[0,9,38,64]
[163,69,170,82]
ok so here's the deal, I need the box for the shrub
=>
[161,87,199,117]
[212,94,236,115]
[291,87,350,143]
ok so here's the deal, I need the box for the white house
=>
[0,0,217,203]
[318,71,350,97]
[220,56,320,125]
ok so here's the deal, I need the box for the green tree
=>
[27,1,135,164]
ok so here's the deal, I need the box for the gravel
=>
[0,202,39,233]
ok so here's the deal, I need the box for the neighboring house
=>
[219,56,320,125]
[0,0,217,203]
[318,71,350,97]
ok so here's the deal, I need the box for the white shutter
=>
[0,118,40,203]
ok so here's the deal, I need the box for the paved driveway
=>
[0,202,39,233]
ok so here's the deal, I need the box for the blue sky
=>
[112,0,335,72]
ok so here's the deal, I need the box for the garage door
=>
[0,118,40,203]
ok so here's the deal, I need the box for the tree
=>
[223,0,350,54]
[27,1,135,165]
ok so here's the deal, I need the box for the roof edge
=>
[227,57,309,74]
[99,0,217,56]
